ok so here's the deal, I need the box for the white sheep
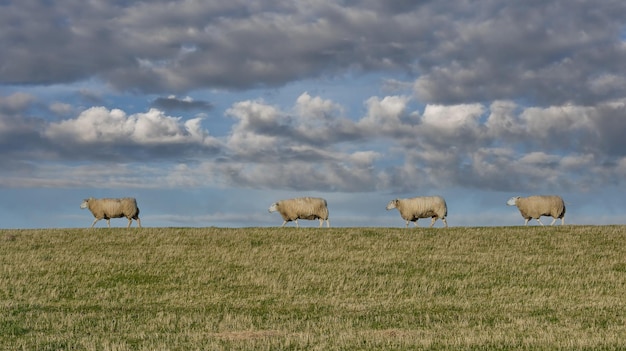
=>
[268,197,330,228]
[386,196,448,228]
[506,195,566,226]
[80,197,142,228]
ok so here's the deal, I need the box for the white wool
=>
[268,197,329,228]
[507,195,566,226]
[81,197,141,228]
[386,196,448,228]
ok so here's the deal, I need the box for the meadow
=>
[0,226,625,350]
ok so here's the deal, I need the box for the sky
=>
[2,0,626,228]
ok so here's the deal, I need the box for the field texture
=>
[1,226,625,350]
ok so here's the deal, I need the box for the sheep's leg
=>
[319,218,330,228]
[106,219,111,228]
[560,217,565,225]
[429,218,436,228]
[281,220,287,227]
[441,217,448,228]
[536,218,544,226]
[90,218,99,228]
[127,218,132,228]
[549,218,557,226]
[524,218,529,226]
[413,220,419,228]
[295,219,299,228]
[136,218,142,228]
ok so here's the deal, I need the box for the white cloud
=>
[358,95,413,135]
[485,100,523,138]
[519,105,595,137]
[422,103,484,129]
[44,107,217,146]
[225,100,284,156]
[2,89,626,196]
[295,92,342,123]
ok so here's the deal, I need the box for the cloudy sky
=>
[2,0,626,228]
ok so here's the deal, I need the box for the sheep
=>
[386,196,448,228]
[268,197,330,228]
[80,197,142,228]
[506,195,566,226]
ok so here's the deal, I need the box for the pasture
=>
[1,226,625,350]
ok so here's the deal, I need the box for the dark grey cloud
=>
[3,1,625,106]
[0,92,35,114]
[151,96,213,112]
[413,1,626,105]
[0,0,134,85]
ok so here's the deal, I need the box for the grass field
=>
[1,226,625,350]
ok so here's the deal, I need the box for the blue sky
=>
[2,0,626,228]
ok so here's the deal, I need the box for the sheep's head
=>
[386,199,399,210]
[268,202,279,213]
[506,196,520,206]
[80,199,90,209]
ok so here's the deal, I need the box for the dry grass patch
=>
[0,226,625,350]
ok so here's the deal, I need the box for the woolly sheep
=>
[268,197,330,228]
[386,196,448,228]
[80,197,142,228]
[506,195,565,226]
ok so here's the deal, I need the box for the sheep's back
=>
[91,198,139,218]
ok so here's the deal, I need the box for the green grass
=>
[1,226,625,350]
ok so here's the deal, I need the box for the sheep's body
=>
[386,196,448,228]
[506,195,565,226]
[268,197,329,228]
[80,197,141,228]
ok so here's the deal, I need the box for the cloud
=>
[0,93,48,158]
[2,1,625,106]
[49,102,75,116]
[216,94,626,193]
[40,106,221,161]
[359,95,412,133]
[0,92,35,114]
[2,88,626,195]
[45,107,213,145]
[151,95,213,112]
[412,1,626,105]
